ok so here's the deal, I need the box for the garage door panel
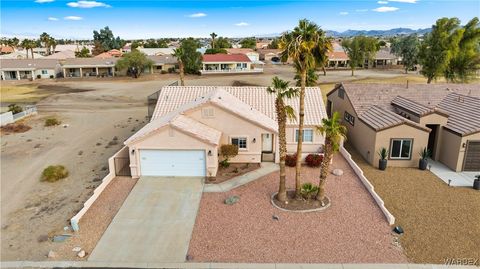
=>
[463,141,480,171]
[140,150,206,176]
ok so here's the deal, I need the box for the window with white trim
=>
[390,139,412,159]
[231,137,247,149]
[41,70,48,75]
[295,129,313,142]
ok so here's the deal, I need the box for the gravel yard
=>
[345,143,480,265]
[188,154,407,263]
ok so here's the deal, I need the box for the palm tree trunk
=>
[277,99,287,202]
[179,60,185,86]
[31,49,34,59]
[351,68,354,76]
[316,141,333,204]
[322,67,326,76]
[294,68,306,199]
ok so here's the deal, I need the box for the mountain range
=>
[255,28,431,38]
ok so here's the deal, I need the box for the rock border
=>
[270,191,331,213]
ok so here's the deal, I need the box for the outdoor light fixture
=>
[252,138,256,143]
[131,149,135,155]
[208,150,212,156]
[462,143,466,148]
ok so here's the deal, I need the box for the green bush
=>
[7,104,23,114]
[300,182,318,200]
[45,117,61,127]
[36,74,41,79]
[219,144,239,168]
[41,165,69,182]
[160,70,168,74]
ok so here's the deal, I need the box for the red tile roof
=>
[202,53,251,63]
[0,46,14,54]
[328,51,348,60]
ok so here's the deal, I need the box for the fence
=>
[114,157,131,176]
[339,145,396,225]
[147,81,178,120]
[1,105,37,127]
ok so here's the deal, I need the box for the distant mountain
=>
[326,28,431,37]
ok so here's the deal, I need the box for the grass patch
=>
[0,85,47,104]
[41,165,69,182]
[344,143,480,264]
[0,123,31,134]
[45,117,61,127]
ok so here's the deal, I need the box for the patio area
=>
[428,160,478,187]
[188,154,407,263]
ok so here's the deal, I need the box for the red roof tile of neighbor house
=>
[0,46,14,54]
[94,49,123,58]
[225,48,254,55]
[202,53,251,63]
[328,51,348,60]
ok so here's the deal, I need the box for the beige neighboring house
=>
[137,48,175,56]
[201,54,263,74]
[124,86,327,178]
[44,50,76,59]
[327,83,480,172]
[1,59,59,80]
[0,51,44,59]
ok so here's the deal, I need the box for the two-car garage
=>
[139,149,206,177]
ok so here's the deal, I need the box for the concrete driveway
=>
[89,176,203,263]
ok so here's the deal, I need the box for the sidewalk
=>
[428,160,478,187]
[203,162,279,192]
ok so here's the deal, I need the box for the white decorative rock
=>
[72,247,81,252]
[332,169,344,176]
[47,250,57,258]
[77,250,86,258]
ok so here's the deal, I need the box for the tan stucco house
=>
[1,59,60,80]
[327,83,480,172]
[201,54,263,75]
[125,86,327,178]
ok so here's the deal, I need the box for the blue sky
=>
[1,0,479,39]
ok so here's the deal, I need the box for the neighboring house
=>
[327,83,480,172]
[137,48,175,56]
[258,49,281,63]
[201,54,263,74]
[0,46,14,54]
[94,49,123,58]
[226,48,264,67]
[370,48,400,68]
[327,51,349,69]
[44,50,76,59]
[0,59,59,80]
[0,51,44,59]
[125,86,327,178]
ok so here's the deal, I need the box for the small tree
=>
[342,36,379,76]
[75,46,91,58]
[179,38,203,74]
[219,144,239,168]
[115,50,153,78]
[390,34,420,74]
[240,37,256,49]
[204,48,228,54]
[7,104,22,114]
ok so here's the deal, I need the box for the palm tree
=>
[173,48,185,86]
[210,32,217,49]
[294,68,318,87]
[48,37,57,55]
[315,36,334,76]
[20,39,35,59]
[267,77,298,203]
[279,19,327,199]
[40,32,51,55]
[315,111,347,204]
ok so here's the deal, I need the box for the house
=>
[371,48,400,68]
[0,46,14,55]
[201,54,263,74]
[327,83,480,172]
[124,86,327,178]
[0,51,44,59]
[0,59,59,80]
[327,51,349,69]
[44,50,76,59]
[137,48,175,56]
[258,49,281,63]
[94,49,123,58]
[226,48,264,68]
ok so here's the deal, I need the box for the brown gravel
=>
[345,143,480,265]
[188,154,407,263]
[207,163,261,184]
[51,176,137,260]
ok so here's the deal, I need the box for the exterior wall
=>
[439,130,480,172]
[188,104,270,163]
[128,126,218,178]
[375,124,429,168]
[419,113,448,160]
[285,125,325,159]
[33,69,55,79]
[202,62,251,71]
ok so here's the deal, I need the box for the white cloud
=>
[187,12,207,18]
[339,11,349,15]
[67,1,110,8]
[377,1,389,4]
[355,9,369,12]
[373,6,399,12]
[389,0,418,3]
[48,17,59,21]
[35,0,54,3]
[64,16,83,20]
[234,22,250,26]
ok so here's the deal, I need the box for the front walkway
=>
[89,177,203,263]
[428,160,478,187]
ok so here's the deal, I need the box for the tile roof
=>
[391,96,434,116]
[153,86,327,126]
[0,46,14,54]
[328,51,348,60]
[62,57,118,67]
[202,53,251,63]
[0,59,58,70]
[360,105,410,131]
[44,50,76,59]
[225,48,255,55]
[335,83,480,135]
[375,48,397,60]
[0,51,44,59]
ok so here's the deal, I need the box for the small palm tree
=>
[315,111,347,204]
[173,48,185,86]
[267,76,298,202]
[210,32,217,49]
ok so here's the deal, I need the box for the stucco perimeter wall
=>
[188,104,272,164]
[128,126,218,178]
[375,124,429,168]
[440,130,480,172]
[340,145,395,225]
[70,146,129,231]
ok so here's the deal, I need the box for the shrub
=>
[45,117,61,127]
[219,159,230,168]
[1,123,31,134]
[168,67,176,73]
[305,154,323,167]
[49,75,54,79]
[300,182,318,200]
[41,165,69,182]
[160,70,168,74]
[7,104,23,114]
[36,74,41,79]
[219,144,239,168]
[285,154,297,167]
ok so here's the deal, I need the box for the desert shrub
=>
[7,104,23,114]
[305,154,323,167]
[49,75,54,79]
[45,117,61,127]
[300,182,318,200]
[41,165,69,182]
[219,159,230,168]
[36,74,41,79]
[160,70,168,74]
[168,67,176,73]
[285,154,297,167]
[219,144,239,168]
[1,123,31,134]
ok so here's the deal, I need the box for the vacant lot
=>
[345,143,480,265]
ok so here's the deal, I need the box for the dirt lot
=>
[344,143,480,265]
[0,65,432,261]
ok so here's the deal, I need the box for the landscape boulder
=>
[332,169,344,176]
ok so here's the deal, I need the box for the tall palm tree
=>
[40,32,51,55]
[20,39,30,59]
[173,48,185,86]
[210,32,217,49]
[267,76,298,203]
[315,36,334,76]
[315,112,347,204]
[294,68,318,87]
[48,37,57,55]
[279,19,327,199]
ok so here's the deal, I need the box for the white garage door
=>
[139,149,206,177]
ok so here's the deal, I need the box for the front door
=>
[262,133,273,152]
